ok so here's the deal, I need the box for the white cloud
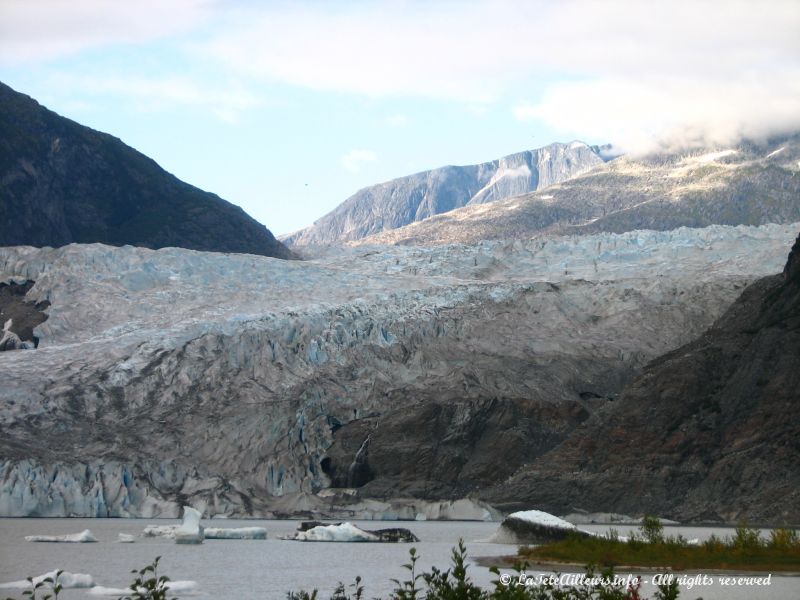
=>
[195,0,799,148]
[198,1,798,95]
[341,149,377,173]
[4,0,799,149]
[48,74,258,123]
[387,114,411,128]
[464,104,490,116]
[515,74,800,154]
[0,0,214,64]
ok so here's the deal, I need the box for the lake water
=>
[0,519,797,600]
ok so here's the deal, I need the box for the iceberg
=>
[283,521,418,542]
[508,510,577,530]
[142,524,178,538]
[204,527,267,539]
[0,570,94,589]
[117,533,135,543]
[291,522,379,542]
[488,509,591,544]
[89,580,199,596]
[174,506,204,544]
[24,529,98,543]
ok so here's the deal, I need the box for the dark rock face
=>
[372,527,420,543]
[284,142,606,246]
[298,520,328,532]
[322,396,592,499]
[481,233,800,523]
[0,280,48,348]
[0,81,292,259]
[493,515,591,545]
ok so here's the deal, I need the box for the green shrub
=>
[640,516,664,545]
[118,556,177,600]
[768,528,799,550]
[733,522,762,550]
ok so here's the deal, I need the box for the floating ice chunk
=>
[174,506,204,544]
[487,509,593,544]
[507,510,577,530]
[25,529,98,543]
[291,522,379,542]
[117,533,135,543]
[283,521,418,542]
[142,524,178,538]
[0,570,94,589]
[204,527,267,539]
[89,580,200,596]
[165,580,201,593]
[88,586,129,596]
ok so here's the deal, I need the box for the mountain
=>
[0,81,292,259]
[0,223,795,518]
[480,230,800,523]
[362,136,800,246]
[282,142,607,246]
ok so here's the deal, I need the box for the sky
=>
[1,1,799,236]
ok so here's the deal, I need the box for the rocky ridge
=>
[0,224,797,518]
[0,81,292,259]
[282,142,606,246]
[478,229,800,523]
[361,136,800,246]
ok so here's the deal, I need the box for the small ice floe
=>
[204,527,267,540]
[141,524,178,538]
[282,521,418,543]
[0,570,94,589]
[174,506,204,544]
[487,509,593,544]
[89,580,200,596]
[24,529,98,543]
[117,533,135,543]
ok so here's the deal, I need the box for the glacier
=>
[0,223,797,517]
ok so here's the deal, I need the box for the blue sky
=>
[1,1,798,236]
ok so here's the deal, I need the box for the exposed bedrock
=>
[0,280,49,350]
[480,232,800,523]
[0,225,796,517]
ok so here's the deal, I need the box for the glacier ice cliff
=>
[0,223,797,517]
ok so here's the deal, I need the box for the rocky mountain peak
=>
[0,81,292,259]
[283,141,606,247]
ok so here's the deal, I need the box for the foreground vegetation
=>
[287,541,682,600]
[520,517,800,572]
[5,544,681,600]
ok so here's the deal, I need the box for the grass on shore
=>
[519,518,800,572]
